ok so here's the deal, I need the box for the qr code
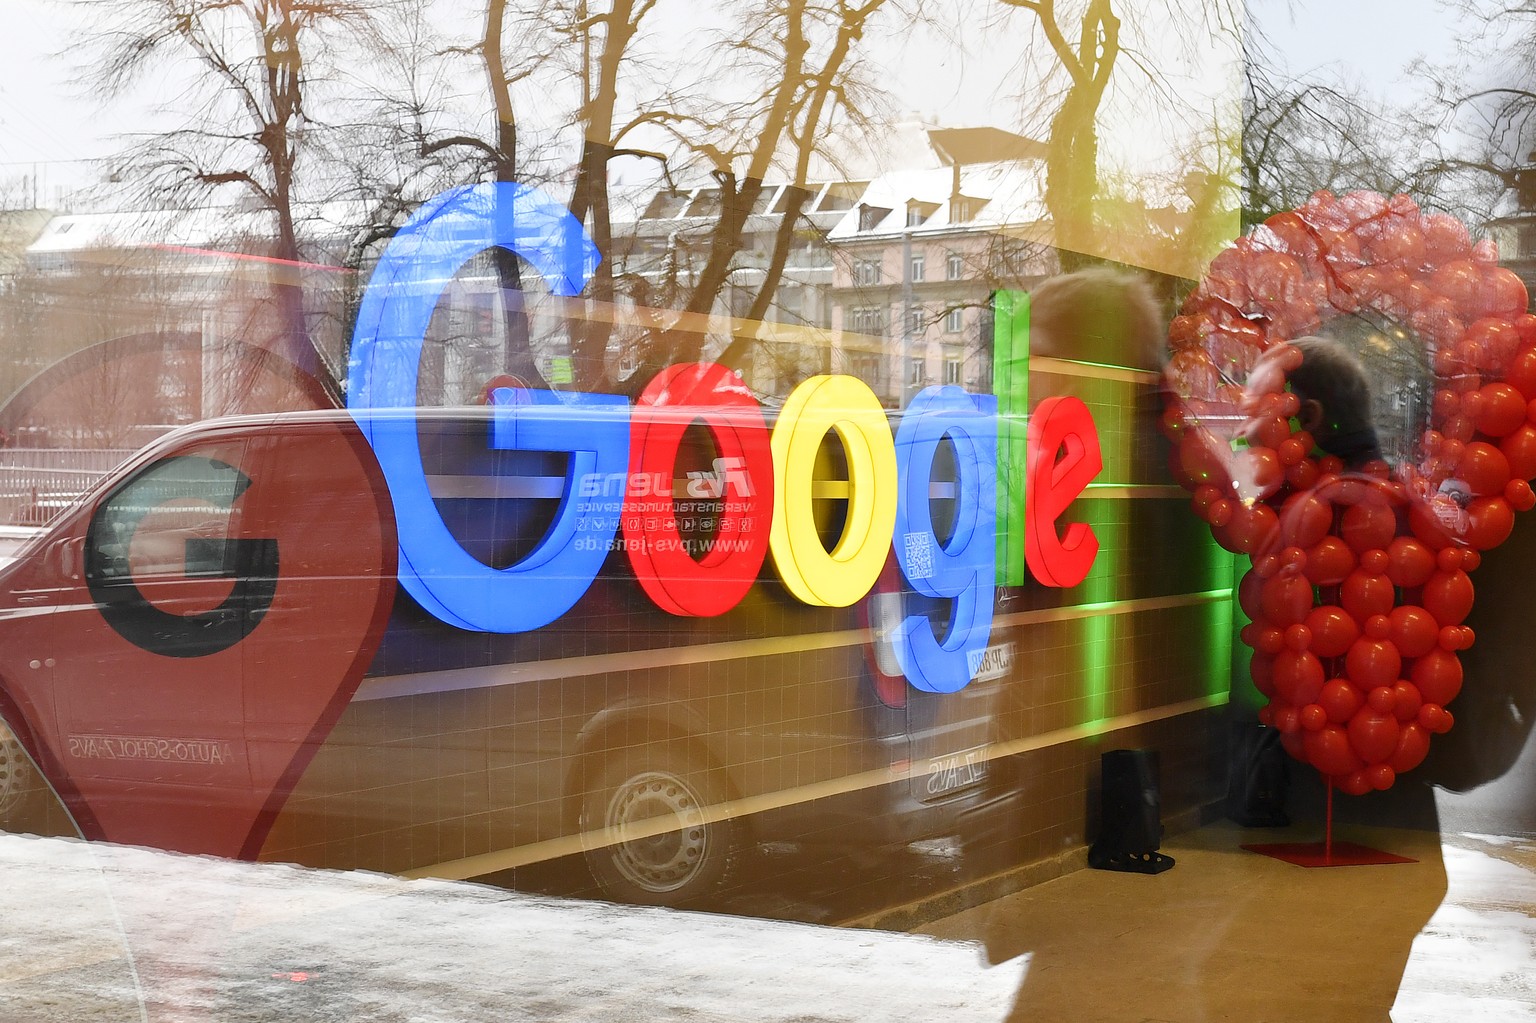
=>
[903,531,934,580]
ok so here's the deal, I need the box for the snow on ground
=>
[0,833,1025,1023]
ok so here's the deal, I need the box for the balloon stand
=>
[1242,782,1417,867]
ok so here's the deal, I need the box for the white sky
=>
[0,0,1240,202]
[0,1,1486,209]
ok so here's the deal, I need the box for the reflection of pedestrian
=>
[1285,335,1385,471]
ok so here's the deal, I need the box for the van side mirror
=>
[51,537,81,581]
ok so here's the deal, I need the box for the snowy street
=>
[0,834,1026,1023]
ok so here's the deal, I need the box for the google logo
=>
[348,183,1105,695]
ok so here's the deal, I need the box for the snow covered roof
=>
[825,159,1048,241]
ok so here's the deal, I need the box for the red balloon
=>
[1411,649,1464,706]
[1287,458,1321,490]
[1367,685,1396,714]
[1215,502,1279,556]
[1506,345,1536,399]
[1359,548,1390,575]
[1418,703,1455,735]
[1392,681,1423,722]
[1408,499,1456,550]
[1388,605,1439,658]
[1274,649,1326,706]
[1466,496,1515,550]
[1277,436,1310,467]
[1304,536,1356,585]
[1253,626,1285,655]
[1499,424,1536,481]
[1346,637,1401,689]
[1339,770,1374,796]
[1349,712,1401,764]
[1280,491,1335,549]
[1234,503,1281,557]
[1305,725,1365,777]
[1239,446,1285,500]
[1250,652,1276,698]
[1458,442,1512,496]
[1191,484,1223,520]
[1319,678,1363,724]
[1284,623,1313,652]
[1260,573,1315,626]
[1180,429,1233,489]
[1273,704,1302,735]
[1439,625,1467,650]
[1300,704,1329,731]
[1390,723,1431,773]
[1254,416,1292,449]
[1341,568,1395,621]
[1423,213,1473,264]
[1432,258,1481,307]
[1475,383,1526,437]
[1385,537,1435,588]
[1422,570,1475,624]
[1238,568,1263,621]
[1506,478,1536,512]
[1477,266,1529,320]
[1305,605,1360,658]
[1368,764,1397,791]
[1340,501,1398,553]
[1442,413,1477,443]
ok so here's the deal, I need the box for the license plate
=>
[926,745,988,796]
[971,641,1015,683]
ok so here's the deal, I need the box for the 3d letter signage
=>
[348,182,1106,691]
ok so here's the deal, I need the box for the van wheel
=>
[578,746,739,907]
[0,720,45,831]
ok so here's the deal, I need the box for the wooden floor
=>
[918,821,1536,1022]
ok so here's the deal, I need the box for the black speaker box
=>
[1089,748,1174,874]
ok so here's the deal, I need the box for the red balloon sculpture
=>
[1165,190,1533,797]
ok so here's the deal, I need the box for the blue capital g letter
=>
[347,182,628,633]
[892,386,998,693]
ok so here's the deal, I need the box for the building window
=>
[945,307,964,333]
[857,204,891,231]
[848,306,884,333]
[944,348,963,385]
[908,357,925,387]
[854,259,881,286]
[852,353,882,385]
[947,253,965,280]
[910,253,925,282]
[906,205,925,227]
[907,308,924,335]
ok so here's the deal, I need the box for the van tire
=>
[578,745,739,907]
[0,720,46,832]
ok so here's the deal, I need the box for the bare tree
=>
[994,0,1241,270]
[547,0,903,391]
[75,0,396,404]
[1242,60,1453,229]
[1407,1,1536,222]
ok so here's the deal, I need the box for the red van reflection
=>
[0,409,1006,907]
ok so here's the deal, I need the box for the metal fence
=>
[0,449,134,526]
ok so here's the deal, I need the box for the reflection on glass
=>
[1319,313,1434,472]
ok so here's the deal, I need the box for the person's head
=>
[1028,267,1164,371]
[1285,335,1382,468]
